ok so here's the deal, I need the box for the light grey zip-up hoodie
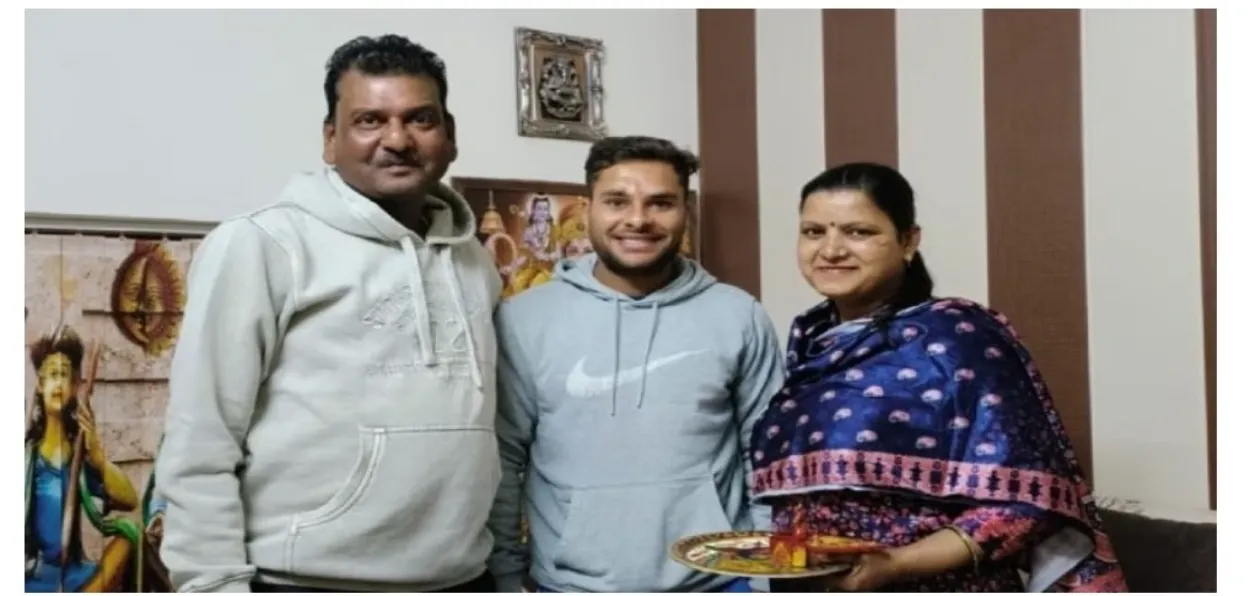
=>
[155,166,502,592]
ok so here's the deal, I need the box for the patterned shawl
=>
[749,298,1128,592]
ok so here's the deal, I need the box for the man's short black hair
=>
[584,136,700,195]
[323,34,449,124]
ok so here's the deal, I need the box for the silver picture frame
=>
[515,27,607,142]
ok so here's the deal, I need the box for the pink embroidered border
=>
[752,449,1088,520]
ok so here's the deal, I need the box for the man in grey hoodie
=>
[154,35,502,592]
[487,136,787,592]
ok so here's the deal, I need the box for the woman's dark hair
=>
[799,162,935,327]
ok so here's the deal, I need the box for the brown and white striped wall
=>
[695,9,1216,514]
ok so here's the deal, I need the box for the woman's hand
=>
[822,526,981,591]
[821,550,906,592]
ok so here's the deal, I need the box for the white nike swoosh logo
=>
[564,350,705,399]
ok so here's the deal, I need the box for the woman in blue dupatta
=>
[749,163,1129,592]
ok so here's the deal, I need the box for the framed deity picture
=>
[451,176,701,300]
[514,27,607,142]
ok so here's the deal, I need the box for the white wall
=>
[1081,9,1207,512]
[25,9,698,222]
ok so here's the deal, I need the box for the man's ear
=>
[445,111,459,164]
[322,120,336,165]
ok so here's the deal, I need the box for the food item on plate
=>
[769,533,808,569]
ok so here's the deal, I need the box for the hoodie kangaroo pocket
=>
[283,425,501,583]
[551,476,734,591]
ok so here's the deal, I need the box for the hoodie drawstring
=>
[440,250,484,390]
[399,236,484,390]
[610,298,621,417]
[400,237,436,366]
[636,302,660,410]
[608,299,662,416]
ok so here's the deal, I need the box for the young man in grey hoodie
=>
[487,136,787,592]
[154,35,502,592]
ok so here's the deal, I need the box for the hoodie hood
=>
[281,166,478,247]
[553,253,718,307]
[552,254,718,415]
[276,166,487,389]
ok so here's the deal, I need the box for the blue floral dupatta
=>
[748,298,1128,592]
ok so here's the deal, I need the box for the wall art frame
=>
[514,27,607,142]
[23,212,216,593]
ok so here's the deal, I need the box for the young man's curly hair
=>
[583,136,700,196]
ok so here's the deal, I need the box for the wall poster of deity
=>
[451,176,702,300]
[24,223,200,592]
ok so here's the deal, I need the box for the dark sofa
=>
[1098,507,1217,592]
